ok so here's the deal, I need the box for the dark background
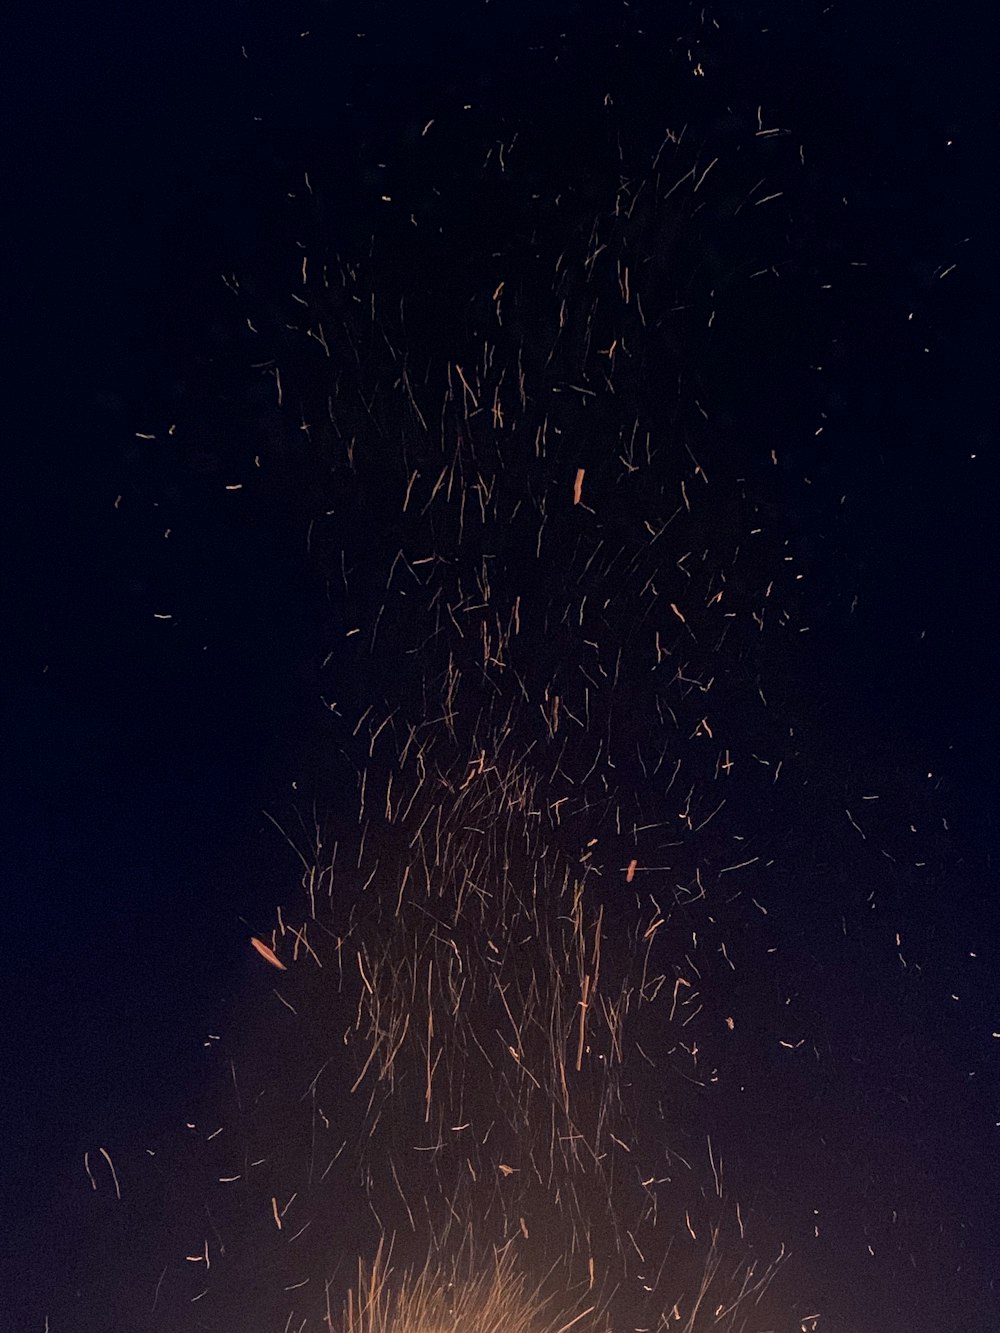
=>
[4,1,998,1328]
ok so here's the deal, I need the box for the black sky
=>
[5,2,999,1329]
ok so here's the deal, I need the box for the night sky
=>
[5,2,999,1330]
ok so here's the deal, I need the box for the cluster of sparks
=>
[74,9,972,1332]
[126,103,814,1330]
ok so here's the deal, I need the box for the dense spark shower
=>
[53,6,995,1333]
[97,102,808,1329]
